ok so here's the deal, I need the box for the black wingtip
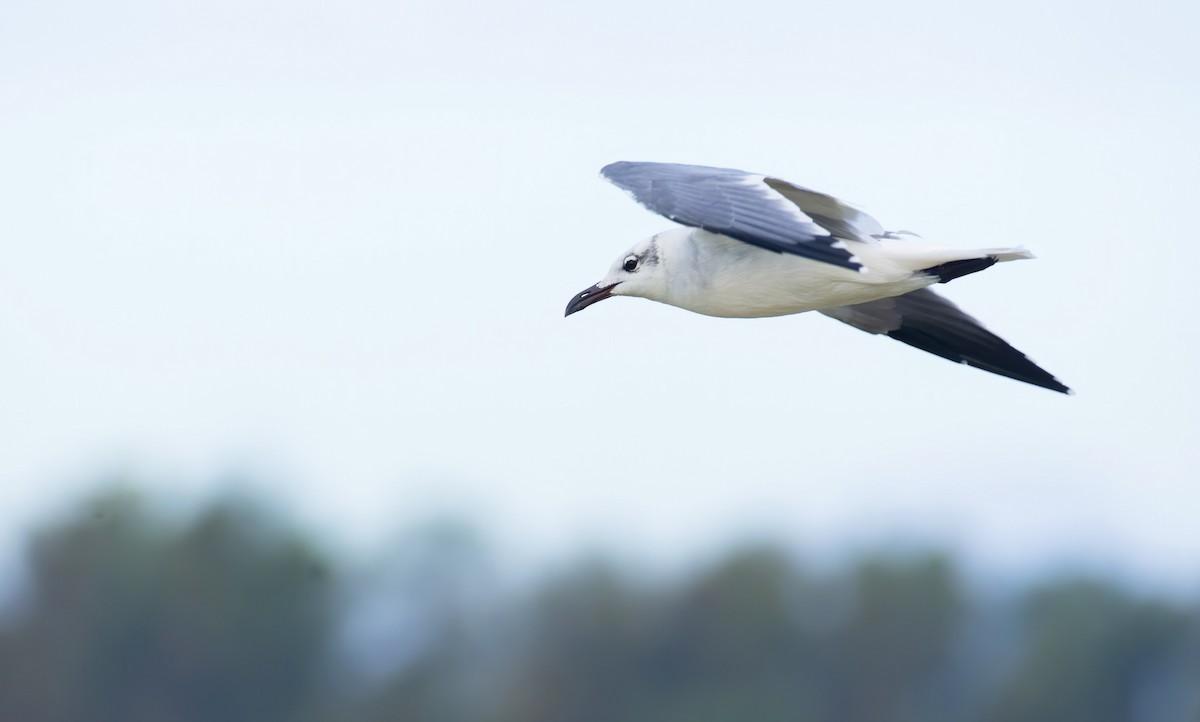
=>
[920,257,998,284]
[887,325,1071,394]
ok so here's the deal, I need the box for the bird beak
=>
[564,283,618,317]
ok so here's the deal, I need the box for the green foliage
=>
[986,580,1198,722]
[0,490,334,722]
[1,486,1198,722]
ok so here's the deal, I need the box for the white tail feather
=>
[983,246,1035,262]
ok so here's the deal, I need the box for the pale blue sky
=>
[1,0,1197,587]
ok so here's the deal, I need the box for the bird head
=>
[564,234,669,316]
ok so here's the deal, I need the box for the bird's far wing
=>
[819,288,1071,393]
[760,176,885,242]
[601,161,867,271]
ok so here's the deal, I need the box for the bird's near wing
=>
[601,161,882,272]
[819,288,1071,393]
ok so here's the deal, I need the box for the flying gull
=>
[565,161,1070,393]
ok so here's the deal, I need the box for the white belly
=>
[668,230,934,318]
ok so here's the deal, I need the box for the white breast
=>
[663,230,933,318]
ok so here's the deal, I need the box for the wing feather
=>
[819,288,1071,393]
[601,161,875,271]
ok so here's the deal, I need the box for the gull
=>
[565,161,1070,393]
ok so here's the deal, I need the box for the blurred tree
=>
[985,579,1200,722]
[492,557,666,722]
[487,547,968,722]
[333,518,503,722]
[0,489,335,722]
[816,554,967,722]
[2,484,1198,722]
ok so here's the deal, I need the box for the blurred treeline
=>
[1,488,1198,722]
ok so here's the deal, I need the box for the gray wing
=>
[601,161,882,272]
[819,288,1071,393]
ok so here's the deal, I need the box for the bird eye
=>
[623,256,638,273]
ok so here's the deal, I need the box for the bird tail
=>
[917,246,1033,283]
[984,246,1035,262]
[860,237,1036,282]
